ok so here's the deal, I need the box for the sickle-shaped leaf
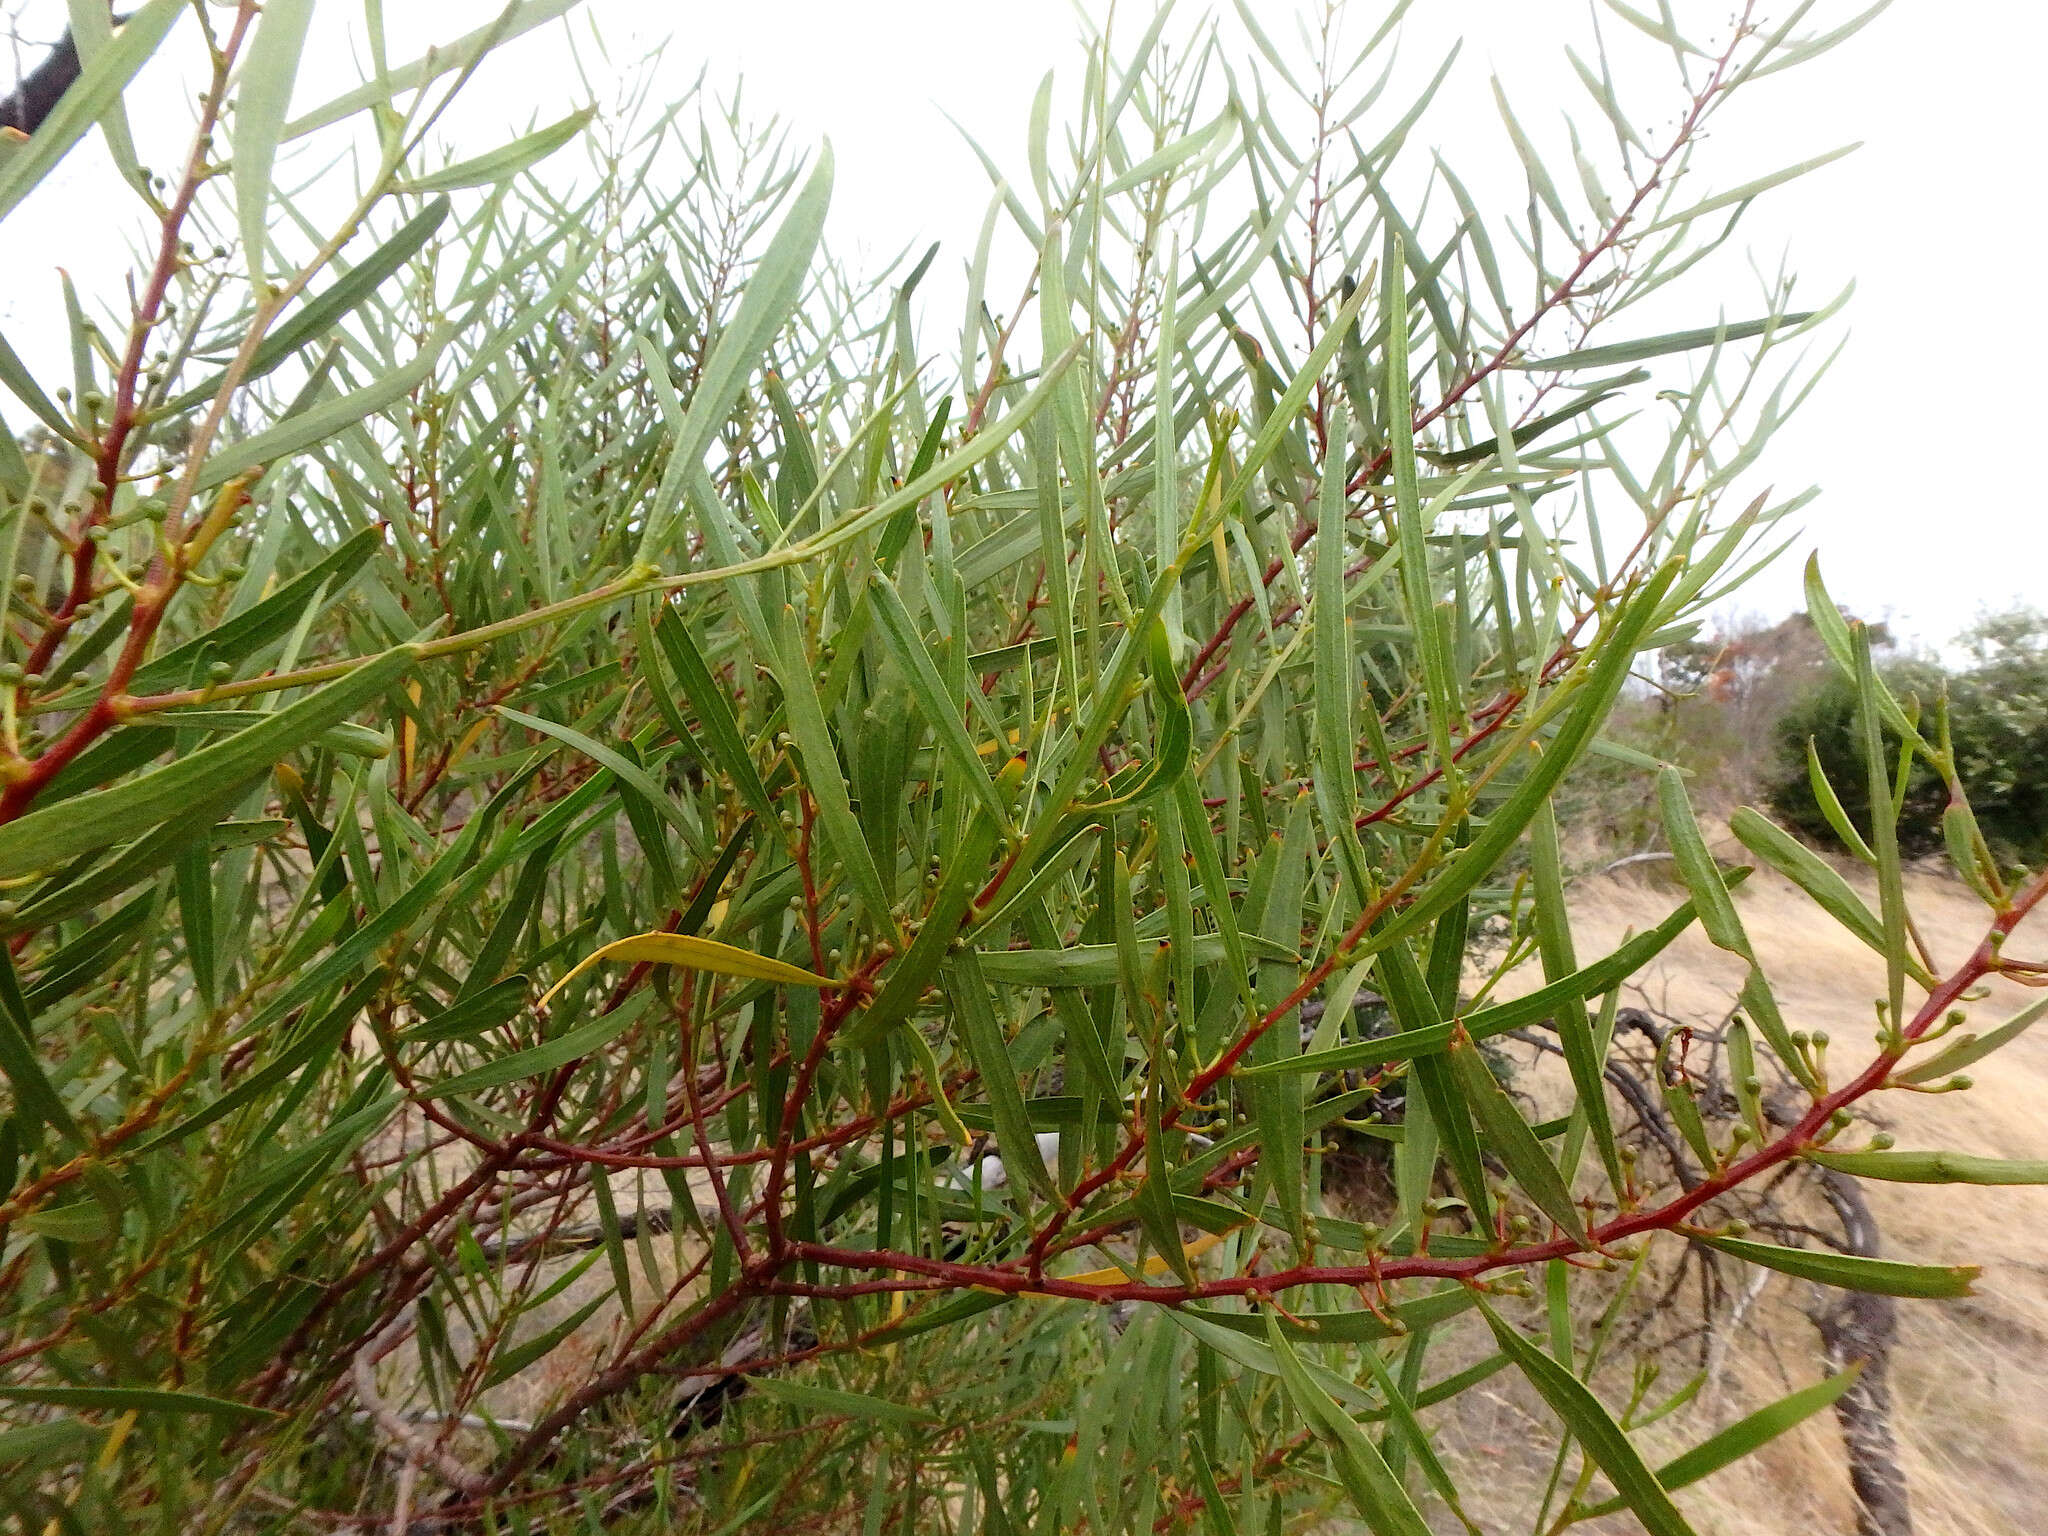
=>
[537,932,832,1012]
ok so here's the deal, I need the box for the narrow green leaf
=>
[1102,110,1236,197]
[1726,1017,1764,1141]
[1371,563,1681,954]
[0,946,83,1147]
[1656,767,1749,957]
[1186,1285,1477,1345]
[0,1385,279,1420]
[141,973,381,1150]
[1641,148,1858,234]
[839,808,1002,1050]
[234,0,316,278]
[944,950,1057,1201]
[1521,314,1816,371]
[1805,738,1875,863]
[0,0,184,224]
[649,608,776,823]
[1139,1065,1196,1287]
[193,340,446,490]
[1941,793,2000,904]
[0,647,414,880]
[1477,1297,1698,1536]
[1313,402,1358,818]
[124,528,384,697]
[1895,997,2048,1085]
[1806,1150,2048,1185]
[400,107,594,192]
[1574,1369,1861,1519]
[482,1293,608,1388]
[1381,944,1490,1232]
[400,976,531,1045]
[1386,245,1461,761]
[771,615,893,930]
[174,846,216,1007]
[495,705,694,846]
[423,1008,639,1099]
[281,0,583,142]
[16,1198,113,1242]
[1243,889,1713,1079]
[1447,1026,1586,1243]
[1727,807,1898,965]
[1530,799,1621,1193]
[639,147,832,562]
[63,0,141,185]
[159,201,452,416]
[1263,1312,1434,1536]
[868,575,1009,826]
[976,932,1294,988]
[1853,624,1908,1038]
[746,1376,940,1427]
[1699,1234,1977,1297]
[0,1417,101,1470]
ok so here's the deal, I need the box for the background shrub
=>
[1769,608,2048,864]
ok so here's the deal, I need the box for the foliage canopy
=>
[3,3,2037,1534]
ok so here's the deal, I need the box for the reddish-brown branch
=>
[2,8,264,830]
[778,865,2048,1309]
[16,9,257,693]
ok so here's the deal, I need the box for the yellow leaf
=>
[993,1226,1241,1293]
[537,932,833,1011]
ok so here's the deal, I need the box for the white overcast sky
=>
[5,1,2041,650]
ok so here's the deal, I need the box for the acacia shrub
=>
[0,5,2040,1536]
